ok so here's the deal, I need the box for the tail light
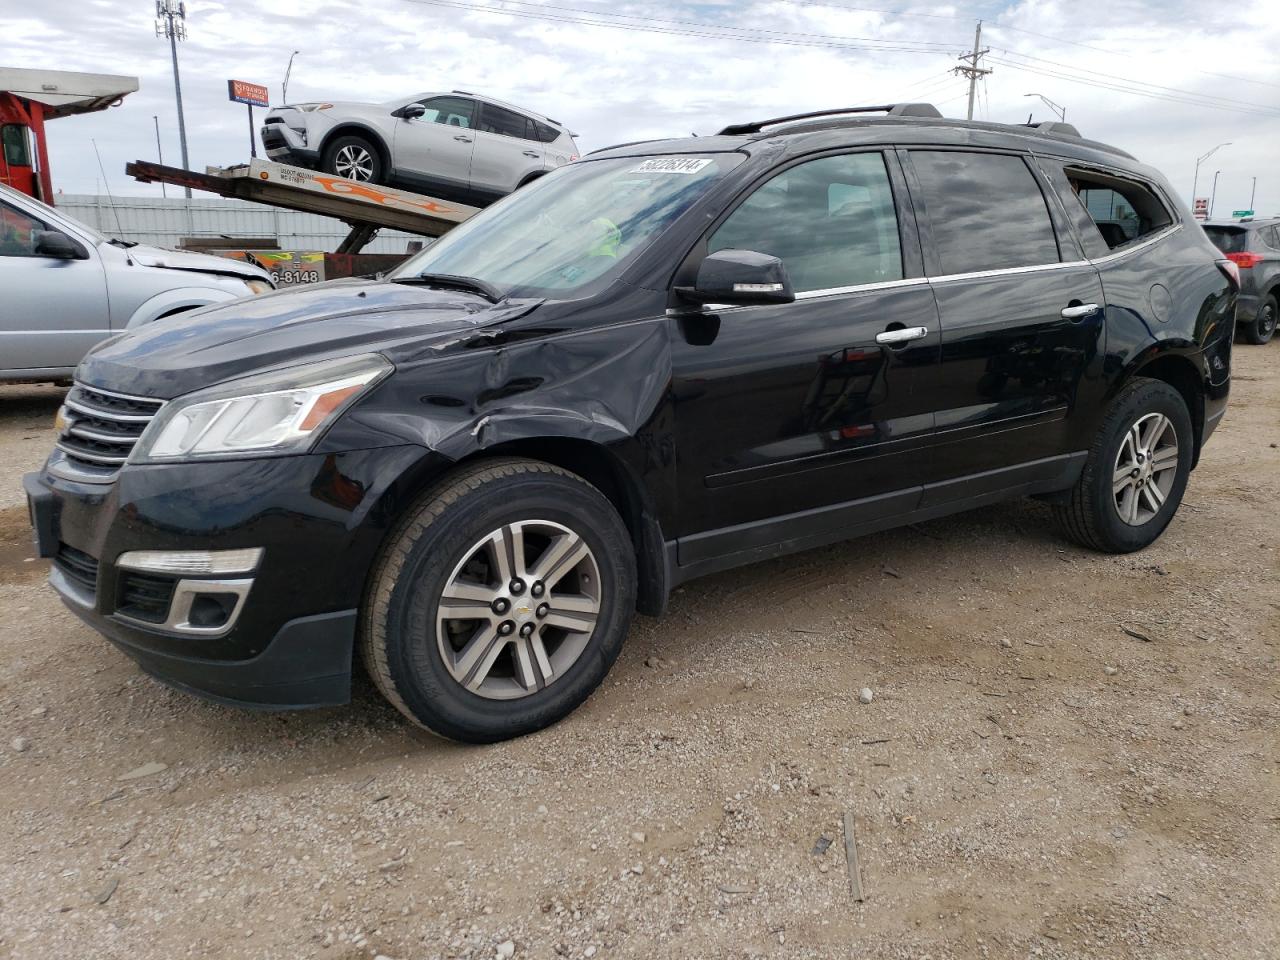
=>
[1225,251,1263,269]
[1216,258,1240,290]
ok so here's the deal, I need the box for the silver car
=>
[261,90,579,207]
[0,184,274,384]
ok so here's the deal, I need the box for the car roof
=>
[587,109,1157,179]
[1202,218,1279,229]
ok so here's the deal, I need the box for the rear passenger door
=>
[470,104,545,199]
[902,149,1105,503]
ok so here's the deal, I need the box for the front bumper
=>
[25,442,436,709]
[260,122,320,168]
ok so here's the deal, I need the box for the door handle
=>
[453,135,473,142]
[522,150,540,158]
[1061,302,1100,320]
[875,325,929,346]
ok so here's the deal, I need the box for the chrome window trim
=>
[929,259,1090,285]
[1086,223,1182,266]
[794,277,929,300]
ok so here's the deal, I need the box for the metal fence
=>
[55,194,425,255]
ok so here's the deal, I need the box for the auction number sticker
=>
[629,157,712,174]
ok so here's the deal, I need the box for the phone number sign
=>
[227,79,270,108]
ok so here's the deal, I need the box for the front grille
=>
[55,384,164,482]
[54,543,99,595]
[261,130,288,150]
[117,572,177,624]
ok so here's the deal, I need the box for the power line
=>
[402,0,961,53]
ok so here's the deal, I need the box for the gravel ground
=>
[1,347,1277,960]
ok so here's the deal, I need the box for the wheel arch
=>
[448,438,671,617]
[1129,351,1206,467]
[516,170,546,189]
[319,123,391,169]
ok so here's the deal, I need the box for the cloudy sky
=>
[5,0,1279,216]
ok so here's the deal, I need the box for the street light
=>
[1209,169,1222,219]
[1023,92,1066,122]
[282,50,300,106]
[1192,142,1230,205]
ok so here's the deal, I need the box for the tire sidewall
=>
[323,135,384,184]
[1254,296,1277,345]
[378,473,635,742]
[1086,381,1193,551]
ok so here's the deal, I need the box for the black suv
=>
[1202,217,1280,344]
[24,104,1235,743]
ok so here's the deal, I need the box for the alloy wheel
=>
[435,520,601,700]
[1112,412,1179,526]
[333,145,375,181]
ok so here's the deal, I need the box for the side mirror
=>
[34,231,85,260]
[397,103,426,121]
[680,249,795,307]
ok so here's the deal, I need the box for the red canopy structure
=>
[0,67,139,202]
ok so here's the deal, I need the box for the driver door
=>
[668,150,942,564]
[0,196,108,374]
[393,95,477,198]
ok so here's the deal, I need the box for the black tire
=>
[360,458,636,743]
[1053,378,1194,553]
[321,134,385,184]
[1243,294,1277,345]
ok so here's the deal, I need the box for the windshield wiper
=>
[108,239,139,248]
[393,272,503,303]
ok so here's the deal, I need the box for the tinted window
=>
[709,152,903,293]
[417,96,474,129]
[1203,227,1246,253]
[0,199,46,257]
[1263,226,1280,250]
[910,151,1060,274]
[535,122,562,144]
[480,104,534,140]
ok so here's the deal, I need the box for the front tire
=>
[322,134,385,184]
[1053,378,1194,553]
[1243,294,1277,345]
[360,458,636,743]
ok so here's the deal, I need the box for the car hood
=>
[76,278,543,399]
[123,243,272,283]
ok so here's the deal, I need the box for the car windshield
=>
[388,154,743,298]
[1203,226,1247,253]
[0,184,108,246]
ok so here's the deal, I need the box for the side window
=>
[909,151,1061,274]
[1062,168,1173,252]
[2,124,31,167]
[479,104,535,140]
[416,96,475,129]
[0,199,46,258]
[534,121,561,144]
[708,152,903,293]
[1263,226,1280,250]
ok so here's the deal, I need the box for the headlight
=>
[131,354,392,464]
[244,278,273,295]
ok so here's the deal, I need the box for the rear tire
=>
[1053,378,1193,553]
[1243,294,1277,345]
[360,458,636,743]
[321,134,385,184]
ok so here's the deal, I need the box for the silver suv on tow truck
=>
[260,90,579,207]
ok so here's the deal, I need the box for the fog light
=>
[116,548,263,576]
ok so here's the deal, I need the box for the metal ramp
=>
[125,158,480,253]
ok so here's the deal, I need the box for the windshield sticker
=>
[629,157,712,175]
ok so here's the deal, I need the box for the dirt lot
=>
[1,347,1277,960]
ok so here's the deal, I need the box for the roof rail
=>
[1022,120,1083,139]
[718,103,942,136]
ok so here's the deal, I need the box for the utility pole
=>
[152,115,167,198]
[1249,176,1256,212]
[1209,170,1221,219]
[154,0,191,199]
[954,20,992,121]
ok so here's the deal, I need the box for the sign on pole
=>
[227,79,269,159]
[1193,197,1209,221]
[227,79,269,107]
[1231,210,1254,218]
